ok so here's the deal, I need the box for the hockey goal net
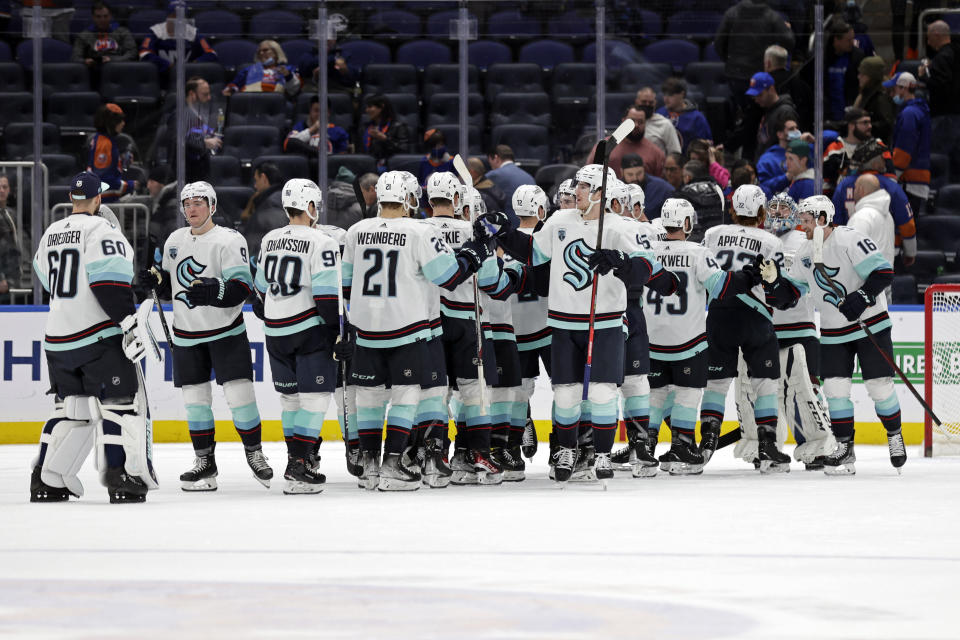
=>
[925,284,960,456]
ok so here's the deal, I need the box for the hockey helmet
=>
[660,198,696,234]
[398,171,421,215]
[461,185,486,219]
[554,179,576,208]
[765,192,799,236]
[731,184,766,219]
[797,195,835,226]
[604,177,630,214]
[513,184,549,220]
[574,164,617,195]
[375,171,408,207]
[426,171,462,207]
[625,183,645,219]
[282,178,323,221]
[180,181,217,224]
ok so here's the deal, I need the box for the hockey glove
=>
[759,258,781,284]
[252,293,265,321]
[476,211,511,238]
[740,255,764,287]
[139,266,171,298]
[458,238,489,274]
[185,277,225,306]
[333,323,356,362]
[119,314,147,363]
[587,249,629,276]
[838,289,874,322]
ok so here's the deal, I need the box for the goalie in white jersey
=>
[144,181,273,491]
[31,172,156,503]
[254,179,347,494]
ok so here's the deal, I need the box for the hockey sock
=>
[490,394,511,447]
[826,397,855,440]
[230,402,263,449]
[590,397,619,454]
[865,378,902,434]
[185,404,216,453]
[750,378,779,436]
[356,395,387,453]
[508,398,527,445]
[699,388,727,428]
[384,403,416,455]
[553,384,582,449]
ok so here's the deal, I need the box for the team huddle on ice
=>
[27,161,908,502]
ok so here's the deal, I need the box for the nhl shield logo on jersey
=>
[558,228,566,241]
[801,256,812,268]
[403,369,412,378]
[112,376,120,386]
[315,376,325,385]
[169,247,178,259]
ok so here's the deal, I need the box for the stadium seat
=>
[891,274,918,304]
[666,10,723,41]
[208,155,244,187]
[226,92,289,129]
[426,92,484,128]
[16,38,72,67]
[48,185,72,209]
[0,41,11,62]
[704,96,734,146]
[221,125,282,162]
[619,63,673,91]
[933,274,960,285]
[468,40,512,70]
[292,92,353,132]
[214,186,255,224]
[194,9,244,40]
[431,124,482,155]
[935,185,960,215]
[362,64,418,97]
[0,92,34,124]
[40,62,91,96]
[168,61,227,92]
[2,123,60,159]
[486,10,542,40]
[485,63,544,101]
[930,154,949,192]
[425,10,476,38]
[587,92,638,131]
[643,40,700,72]
[907,250,947,282]
[547,11,593,41]
[896,60,922,78]
[214,40,259,73]
[702,42,722,62]
[387,154,423,175]
[99,62,160,107]
[919,215,960,252]
[253,154,309,181]
[518,40,574,70]
[684,61,727,93]
[368,9,422,39]
[490,92,551,128]
[328,154,377,180]
[422,64,479,98]
[637,9,664,38]
[127,9,168,40]
[534,164,579,193]
[396,40,451,70]
[0,62,24,92]
[552,63,596,104]
[46,92,100,134]
[248,10,305,38]
[279,40,314,68]
[582,40,643,74]
[490,124,551,166]
[378,92,420,134]
[28,153,78,186]
[340,41,391,74]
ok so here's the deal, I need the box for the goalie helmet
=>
[574,164,617,194]
[731,184,766,219]
[375,170,407,206]
[180,181,217,221]
[604,177,630,214]
[764,192,799,236]
[513,184,549,220]
[625,183,645,219]
[797,194,835,226]
[462,185,485,219]
[398,171,421,215]
[554,179,576,208]
[281,178,323,221]
[660,197,696,234]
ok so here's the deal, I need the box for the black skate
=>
[450,447,478,485]
[180,450,218,491]
[594,452,613,489]
[245,446,273,489]
[552,446,576,484]
[494,446,526,482]
[698,417,721,463]
[378,453,421,491]
[820,440,856,475]
[471,448,503,485]
[422,438,452,488]
[30,466,75,502]
[283,457,326,494]
[401,445,424,477]
[521,415,538,459]
[547,431,558,480]
[610,443,633,470]
[571,445,596,482]
[104,466,148,503]
[359,451,381,490]
[308,437,323,471]
[758,433,791,474]
[344,441,362,477]
[627,430,659,478]
[661,438,704,476]
[887,430,907,473]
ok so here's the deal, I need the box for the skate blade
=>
[659,461,675,474]
[451,471,479,485]
[181,478,217,491]
[823,463,856,476]
[630,463,659,478]
[502,471,526,482]
[570,469,597,483]
[422,474,451,488]
[478,472,503,485]
[521,448,537,460]
[600,478,608,491]
[759,460,791,474]
[252,475,271,489]
[377,477,420,491]
[668,463,704,476]
[283,480,324,495]
[109,492,146,504]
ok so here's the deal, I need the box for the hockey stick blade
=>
[717,428,741,450]
[610,118,636,145]
[452,154,471,186]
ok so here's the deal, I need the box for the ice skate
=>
[610,442,633,471]
[547,431,558,480]
[244,446,273,489]
[494,446,525,482]
[571,445,596,482]
[552,446,576,484]
[521,415,538,459]
[662,438,704,476]
[450,447,478,485]
[594,452,613,489]
[757,433,790,474]
[422,438,452,488]
[308,437,323,472]
[344,441,362,477]
[628,430,658,478]
[30,466,75,502]
[283,457,326,494]
[887,430,906,473]
[359,451,381,490]
[698,417,721,463]
[180,450,218,491]
[104,466,148,503]
[471,448,503,485]
[820,441,856,476]
[401,445,424,476]
[378,453,421,491]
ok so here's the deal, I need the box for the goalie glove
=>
[185,277,225,306]
[759,258,781,284]
[838,289,874,321]
[119,314,147,363]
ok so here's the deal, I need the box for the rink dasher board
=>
[0,306,928,444]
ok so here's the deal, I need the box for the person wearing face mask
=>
[418,129,455,187]
[757,118,803,197]
[785,140,817,201]
[634,87,681,155]
[885,72,931,215]
[590,105,665,179]
[224,40,301,98]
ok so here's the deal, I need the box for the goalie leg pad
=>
[223,379,262,447]
[782,345,835,462]
[99,397,159,490]
[38,400,96,497]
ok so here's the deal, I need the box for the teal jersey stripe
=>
[264,317,320,337]
[254,267,267,294]
[172,322,247,347]
[531,241,549,266]
[223,265,253,287]
[516,335,551,351]
[735,293,772,321]
[341,261,354,287]
[705,270,726,302]
[820,317,892,344]
[423,253,459,285]
[357,329,433,349]
[547,317,622,331]
[649,341,709,361]
[86,256,133,283]
[775,327,819,339]
[785,274,809,295]
[853,253,892,281]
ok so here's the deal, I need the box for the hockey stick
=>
[582,118,636,400]
[452,153,487,412]
[151,288,173,346]
[812,225,943,428]
[334,250,351,451]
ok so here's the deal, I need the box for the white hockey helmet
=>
[461,185,486,219]
[398,170,421,215]
[554,178,576,208]
[625,183,645,219]
[604,177,630,214]
[660,197,696,234]
[764,192,799,236]
[426,171,463,212]
[282,178,323,221]
[513,184,549,220]
[375,170,408,208]
[797,194,835,226]
[574,163,617,195]
[180,181,217,224]
[731,184,766,219]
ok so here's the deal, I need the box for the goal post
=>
[924,284,960,457]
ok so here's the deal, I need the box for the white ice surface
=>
[1,442,957,639]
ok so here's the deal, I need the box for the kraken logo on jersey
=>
[813,264,846,307]
[562,238,595,291]
[175,256,207,309]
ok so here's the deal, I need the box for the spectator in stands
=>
[920,20,960,182]
[763,44,814,131]
[467,157,507,215]
[418,129,455,187]
[824,107,872,194]
[634,87,681,155]
[663,152,686,191]
[325,167,365,230]
[240,162,286,254]
[72,2,136,84]
[486,145,536,215]
[354,172,380,220]
[687,139,730,190]
[757,118,801,196]
[886,71,931,215]
[715,0,795,107]
[675,160,725,240]
[362,94,410,171]
[166,76,220,183]
[592,105,665,179]
[88,104,137,203]
[809,18,864,123]
[658,78,712,153]
[141,165,179,257]
[733,72,800,162]
[621,154,672,219]
[284,95,350,157]
[851,174,896,281]
[224,40,301,98]
[853,56,895,144]
[296,41,355,94]
[0,174,21,303]
[785,139,816,201]
[139,3,217,75]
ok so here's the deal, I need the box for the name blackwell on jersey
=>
[264,237,311,254]
[660,254,692,268]
[715,235,763,252]
[356,231,408,246]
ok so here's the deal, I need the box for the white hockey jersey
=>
[422,216,479,320]
[788,225,893,344]
[161,225,253,347]
[506,228,549,351]
[702,223,784,321]
[33,214,134,351]
[254,225,341,337]
[771,229,817,340]
[644,240,729,360]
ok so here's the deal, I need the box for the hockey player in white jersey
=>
[253,179,346,494]
[143,181,273,490]
[343,171,490,490]
[783,195,904,474]
[700,184,793,472]
[644,198,762,474]
[477,164,679,483]
[31,172,156,503]
[553,178,576,212]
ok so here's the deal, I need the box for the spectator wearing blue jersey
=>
[224,40,301,98]
[139,2,217,74]
[418,129,455,187]
[284,96,350,156]
[886,71,931,215]
[785,140,816,201]
[756,118,801,197]
[658,78,712,153]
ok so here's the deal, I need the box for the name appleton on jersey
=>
[715,235,762,252]
[46,230,82,246]
[265,237,311,254]
[356,231,408,246]
[658,254,692,268]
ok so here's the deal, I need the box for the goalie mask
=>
[765,192,799,236]
[798,194,835,226]
[180,181,217,226]
[513,184,549,221]
[281,178,323,221]
[660,198,696,234]
[731,184,766,219]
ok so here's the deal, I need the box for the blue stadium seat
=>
[2,123,60,159]
[387,154,423,175]
[587,92,639,131]
[619,63,673,91]
[551,63,596,104]
[249,10,305,38]
[340,41,392,73]
[666,10,723,40]
[214,40,259,72]
[221,125,282,163]
[426,92,484,128]
[703,42,722,62]
[547,11,593,41]
[919,216,960,254]
[930,154,949,192]
[40,63,91,96]
[582,40,642,74]
[99,62,160,107]
[168,62,226,92]
[486,10,542,40]
[935,185,960,215]
[0,62,24,92]
[279,40,315,69]
[47,92,100,134]
[396,40,451,70]
[684,61,730,99]
[291,92,353,131]
[491,124,551,166]
[643,39,700,72]
[362,64,418,97]
[208,155,244,187]
[485,63,544,100]
[214,186,255,225]
[0,41,11,62]
[16,38,73,67]
[425,10,476,38]
[468,40,512,70]
[376,92,420,134]
[891,274,918,304]
[423,64,479,98]
[490,92,551,128]
[127,9,168,40]
[0,92,34,124]
[29,153,78,186]
[907,250,947,282]
[535,164,579,193]
[227,92,289,129]
[195,9,244,40]
[637,9,663,38]
[328,154,378,180]
[254,154,309,181]
[431,124,482,155]
[897,60,922,78]
[518,40,575,70]
[368,9,422,39]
